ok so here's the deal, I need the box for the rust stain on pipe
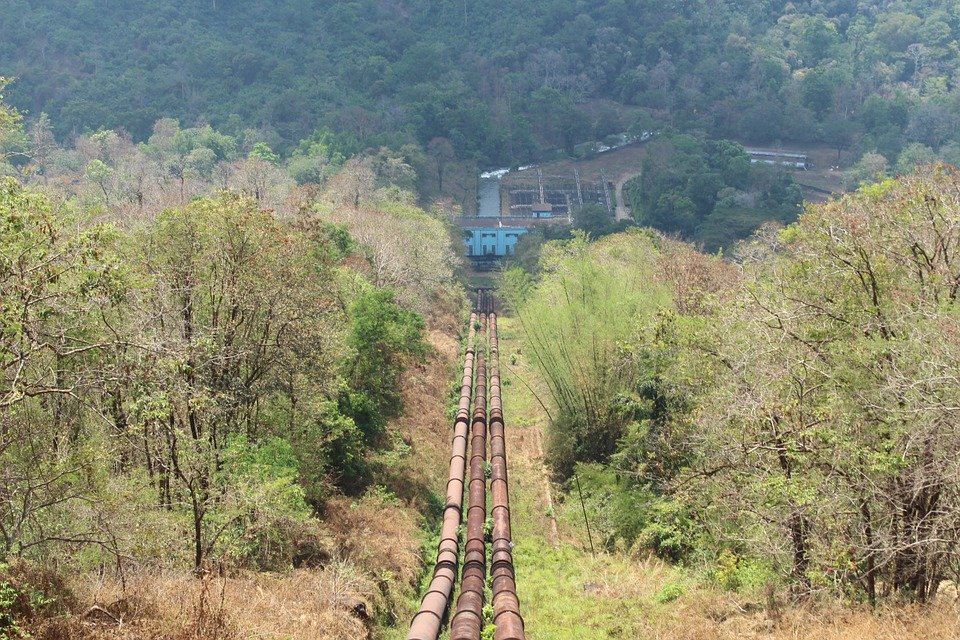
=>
[410,291,524,640]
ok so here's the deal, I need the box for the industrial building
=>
[461,219,529,258]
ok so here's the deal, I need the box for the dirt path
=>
[498,325,560,549]
[528,419,559,547]
[614,171,641,221]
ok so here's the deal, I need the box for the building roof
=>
[456,217,529,229]
[745,148,808,160]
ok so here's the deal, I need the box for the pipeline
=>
[488,311,525,640]
[407,313,478,640]
[477,287,493,316]
[408,289,523,640]
[450,312,488,640]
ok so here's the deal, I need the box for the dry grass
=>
[652,600,960,640]
[324,498,421,587]
[23,480,429,640]
[30,565,374,640]
[504,142,649,183]
[370,325,464,515]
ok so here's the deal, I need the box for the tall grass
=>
[510,232,670,477]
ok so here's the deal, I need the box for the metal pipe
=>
[409,293,524,640]
[451,314,489,640]
[408,313,478,640]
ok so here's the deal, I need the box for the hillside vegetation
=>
[625,134,804,250]
[4,0,960,172]
[7,1,960,247]
[5,2,960,637]
[0,87,466,639]
[494,313,960,639]
[505,165,960,608]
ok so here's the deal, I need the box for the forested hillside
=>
[5,1,960,637]
[5,0,960,171]
[625,134,803,249]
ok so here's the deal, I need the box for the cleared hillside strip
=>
[450,311,489,640]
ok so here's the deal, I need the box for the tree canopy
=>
[5,1,960,169]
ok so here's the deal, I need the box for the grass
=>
[499,313,682,639]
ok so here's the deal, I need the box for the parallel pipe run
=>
[408,313,478,640]
[477,288,493,316]
[409,293,520,640]
[488,313,525,640]
[450,314,489,640]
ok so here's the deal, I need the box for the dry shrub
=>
[290,527,336,569]
[225,563,374,639]
[19,470,429,640]
[602,556,676,602]
[316,201,462,317]
[325,493,422,600]
[1,560,77,625]
[560,552,960,640]
[38,570,237,640]
[655,236,737,315]
[770,605,960,640]
[426,327,460,363]
[31,564,379,640]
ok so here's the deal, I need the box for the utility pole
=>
[573,167,584,224]
[574,167,584,208]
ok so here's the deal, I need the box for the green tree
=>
[128,192,342,569]
[844,151,888,190]
[801,68,835,119]
[692,168,960,602]
[249,142,280,164]
[895,142,937,174]
[573,203,615,237]
[0,79,19,135]
[340,287,425,447]
[821,114,863,164]
[0,177,124,557]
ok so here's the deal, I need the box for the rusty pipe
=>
[450,314,489,640]
[407,313,478,640]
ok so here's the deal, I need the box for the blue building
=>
[462,221,529,258]
[530,203,554,218]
